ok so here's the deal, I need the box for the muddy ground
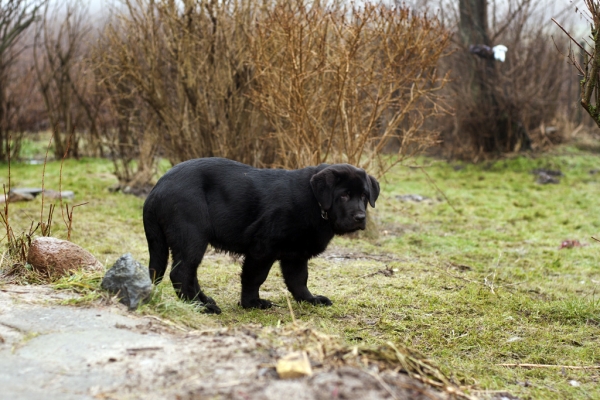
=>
[0,285,449,400]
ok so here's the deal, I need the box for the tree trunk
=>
[0,1,40,161]
[459,0,531,155]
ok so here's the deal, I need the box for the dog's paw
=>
[201,303,222,314]
[241,298,273,309]
[305,295,332,306]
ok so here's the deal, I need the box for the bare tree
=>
[0,0,43,161]
[33,0,96,159]
[436,0,572,160]
[457,0,533,155]
[553,0,600,129]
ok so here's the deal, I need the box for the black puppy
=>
[143,158,380,314]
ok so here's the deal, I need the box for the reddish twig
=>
[40,135,54,235]
[551,18,593,58]
[59,133,72,235]
[498,363,600,370]
[64,202,88,241]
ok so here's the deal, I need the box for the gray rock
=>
[10,187,44,196]
[6,190,35,202]
[395,194,431,202]
[535,172,560,184]
[532,168,562,184]
[43,189,75,200]
[0,188,75,203]
[101,253,152,310]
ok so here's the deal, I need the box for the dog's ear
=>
[310,168,336,211]
[366,174,380,208]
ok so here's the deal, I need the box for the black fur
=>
[143,157,380,314]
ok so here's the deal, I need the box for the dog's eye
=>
[361,193,367,200]
[340,193,350,201]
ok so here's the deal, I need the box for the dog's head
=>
[310,164,380,234]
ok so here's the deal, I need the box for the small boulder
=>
[43,189,75,200]
[27,237,103,276]
[0,188,75,203]
[101,253,152,310]
[396,194,431,202]
[0,190,34,203]
[535,172,560,184]
[532,168,562,184]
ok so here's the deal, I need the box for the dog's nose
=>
[353,213,366,222]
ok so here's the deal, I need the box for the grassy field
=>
[1,146,599,399]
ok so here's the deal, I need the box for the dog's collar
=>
[318,203,328,220]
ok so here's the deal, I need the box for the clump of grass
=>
[52,269,105,304]
[137,283,220,330]
[537,297,600,325]
[1,135,92,286]
[1,136,57,282]
[0,256,45,285]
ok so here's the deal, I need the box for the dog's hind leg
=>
[240,256,275,309]
[280,258,332,306]
[169,231,221,314]
[144,214,169,284]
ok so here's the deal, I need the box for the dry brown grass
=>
[260,321,476,399]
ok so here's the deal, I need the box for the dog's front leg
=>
[240,256,275,309]
[280,258,332,306]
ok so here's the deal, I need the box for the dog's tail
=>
[143,206,169,284]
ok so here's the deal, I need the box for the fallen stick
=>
[498,363,600,370]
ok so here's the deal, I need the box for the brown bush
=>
[92,0,271,187]
[0,1,584,171]
[250,1,451,174]
[90,0,450,185]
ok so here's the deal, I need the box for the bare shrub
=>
[33,1,104,159]
[92,0,271,188]
[0,47,43,158]
[553,0,600,130]
[0,0,43,161]
[94,70,160,189]
[91,0,450,185]
[250,1,451,174]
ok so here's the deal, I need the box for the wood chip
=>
[276,351,313,379]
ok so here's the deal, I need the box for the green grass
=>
[1,147,600,398]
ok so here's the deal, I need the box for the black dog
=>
[143,158,380,314]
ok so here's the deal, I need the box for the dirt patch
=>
[321,246,407,264]
[0,285,458,400]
